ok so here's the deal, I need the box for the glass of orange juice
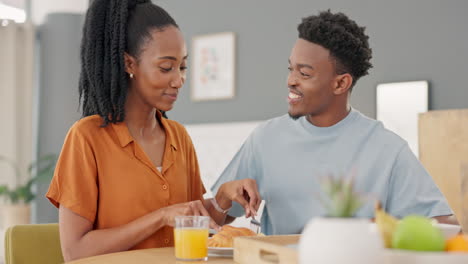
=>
[174,216,209,261]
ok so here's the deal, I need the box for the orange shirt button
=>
[162,185,168,190]
[164,239,169,244]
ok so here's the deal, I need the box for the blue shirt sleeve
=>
[210,130,261,217]
[386,144,453,218]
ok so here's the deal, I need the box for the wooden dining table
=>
[66,247,235,264]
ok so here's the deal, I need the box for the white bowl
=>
[435,223,461,240]
[371,222,461,240]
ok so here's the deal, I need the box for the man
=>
[210,10,455,235]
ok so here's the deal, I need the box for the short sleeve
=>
[210,130,261,217]
[386,144,453,218]
[46,123,98,223]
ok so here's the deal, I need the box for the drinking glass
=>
[174,216,209,261]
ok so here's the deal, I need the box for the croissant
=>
[207,225,257,248]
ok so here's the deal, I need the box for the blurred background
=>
[1,0,467,253]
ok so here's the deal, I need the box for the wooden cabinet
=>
[419,109,468,233]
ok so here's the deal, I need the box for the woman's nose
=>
[170,73,185,88]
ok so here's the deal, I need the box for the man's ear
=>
[124,52,137,75]
[333,73,353,95]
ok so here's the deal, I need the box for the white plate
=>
[208,247,233,257]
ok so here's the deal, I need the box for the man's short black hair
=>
[298,10,373,90]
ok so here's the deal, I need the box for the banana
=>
[375,201,399,248]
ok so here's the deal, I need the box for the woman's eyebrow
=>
[158,55,189,60]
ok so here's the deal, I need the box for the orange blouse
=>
[46,113,205,249]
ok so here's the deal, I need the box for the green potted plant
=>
[0,154,57,228]
[298,174,384,263]
[318,174,365,217]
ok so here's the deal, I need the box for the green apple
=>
[392,215,445,251]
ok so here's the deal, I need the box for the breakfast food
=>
[375,201,399,248]
[392,215,445,251]
[375,201,459,253]
[446,234,468,252]
[207,225,257,248]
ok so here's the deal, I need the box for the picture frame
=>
[191,32,235,101]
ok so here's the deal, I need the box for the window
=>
[0,1,26,23]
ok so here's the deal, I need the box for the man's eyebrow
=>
[297,63,314,70]
[288,59,314,70]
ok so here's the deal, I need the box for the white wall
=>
[184,120,263,229]
[31,0,87,24]
[185,121,262,197]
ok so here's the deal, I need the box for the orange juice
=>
[174,228,209,260]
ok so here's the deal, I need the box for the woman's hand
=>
[216,179,261,218]
[161,200,220,230]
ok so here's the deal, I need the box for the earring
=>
[129,73,134,79]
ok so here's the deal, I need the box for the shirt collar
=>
[111,110,178,150]
[112,120,133,148]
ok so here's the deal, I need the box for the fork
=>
[250,215,261,234]
[249,200,265,234]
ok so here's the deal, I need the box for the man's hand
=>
[433,215,459,225]
[216,179,261,218]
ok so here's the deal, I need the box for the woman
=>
[46,0,260,261]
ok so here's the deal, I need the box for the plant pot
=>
[2,204,31,228]
[298,217,384,264]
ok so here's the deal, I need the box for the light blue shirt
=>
[211,109,452,235]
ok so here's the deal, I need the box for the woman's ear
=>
[124,52,137,75]
[333,73,353,95]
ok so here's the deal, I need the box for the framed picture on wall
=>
[376,80,429,157]
[191,32,235,101]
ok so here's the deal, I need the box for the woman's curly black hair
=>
[298,10,373,90]
[79,0,176,126]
